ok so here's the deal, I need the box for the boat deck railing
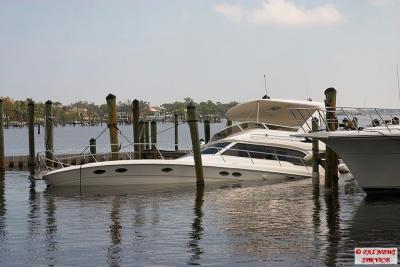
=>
[289,107,400,133]
[37,142,190,172]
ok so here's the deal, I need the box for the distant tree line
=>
[0,96,238,126]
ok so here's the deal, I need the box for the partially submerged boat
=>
[41,99,325,187]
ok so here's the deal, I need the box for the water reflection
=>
[107,197,122,267]
[44,191,58,266]
[350,197,400,247]
[26,177,42,264]
[187,186,205,265]
[323,187,341,267]
[312,184,321,261]
[0,172,6,241]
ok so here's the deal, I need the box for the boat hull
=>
[43,159,312,187]
[324,135,400,194]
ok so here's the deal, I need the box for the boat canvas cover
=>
[225,99,324,127]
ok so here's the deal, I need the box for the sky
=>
[0,0,399,107]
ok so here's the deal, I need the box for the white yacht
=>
[299,125,400,194]
[42,99,325,187]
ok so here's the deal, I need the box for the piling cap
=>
[0,98,3,103]
[187,101,196,109]
[45,100,52,105]
[132,99,139,103]
[27,99,34,105]
[106,93,116,100]
[325,87,337,95]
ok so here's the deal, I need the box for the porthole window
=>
[162,167,173,173]
[115,168,127,173]
[232,172,242,177]
[93,169,106,174]
[219,171,229,176]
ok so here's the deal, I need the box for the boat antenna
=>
[397,64,400,101]
[262,74,270,99]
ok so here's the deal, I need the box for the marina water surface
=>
[1,172,399,266]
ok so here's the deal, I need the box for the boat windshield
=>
[222,143,307,165]
[211,122,266,142]
[201,142,231,155]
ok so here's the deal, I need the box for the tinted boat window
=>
[201,142,230,154]
[222,143,306,165]
[276,147,306,165]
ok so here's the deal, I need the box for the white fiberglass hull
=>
[43,158,314,187]
[307,132,400,194]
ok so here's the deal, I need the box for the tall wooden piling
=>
[204,119,210,144]
[174,114,179,151]
[89,138,96,162]
[324,88,339,188]
[45,100,54,167]
[139,120,145,159]
[151,120,157,159]
[106,94,119,160]
[312,117,319,184]
[0,99,4,172]
[132,99,140,159]
[187,103,204,187]
[144,120,150,150]
[27,100,35,169]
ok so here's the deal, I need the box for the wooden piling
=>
[187,102,204,187]
[106,94,119,160]
[0,99,4,172]
[312,117,319,184]
[45,100,54,167]
[37,123,40,135]
[89,138,96,162]
[27,100,35,169]
[139,120,145,159]
[204,119,210,144]
[324,88,339,188]
[174,114,179,151]
[132,99,140,159]
[144,120,150,150]
[151,120,157,159]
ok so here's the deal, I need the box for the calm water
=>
[3,122,226,156]
[1,172,400,266]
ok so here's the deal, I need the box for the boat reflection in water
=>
[349,196,400,247]
[4,171,399,266]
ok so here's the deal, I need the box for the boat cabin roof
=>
[226,98,323,127]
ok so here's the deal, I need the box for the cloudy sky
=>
[0,0,399,107]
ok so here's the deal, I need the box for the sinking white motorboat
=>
[42,98,325,187]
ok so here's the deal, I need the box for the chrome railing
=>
[289,107,400,133]
[37,142,183,171]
